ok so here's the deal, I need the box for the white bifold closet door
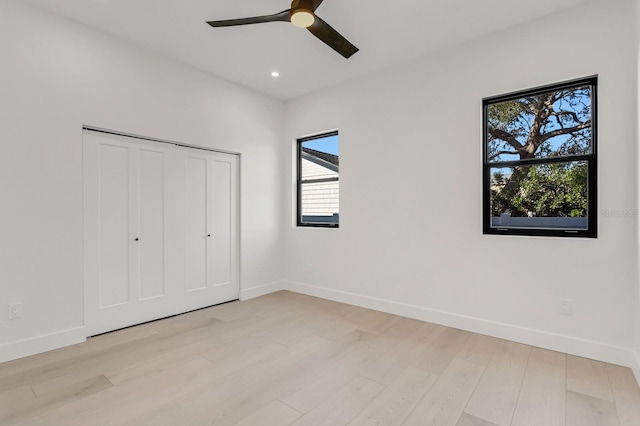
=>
[83,130,239,336]
[177,146,239,308]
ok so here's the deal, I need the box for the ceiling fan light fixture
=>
[290,9,315,28]
[207,0,359,59]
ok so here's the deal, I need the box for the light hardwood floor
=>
[1,291,639,426]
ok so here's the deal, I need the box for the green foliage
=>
[491,162,587,217]
[487,101,527,133]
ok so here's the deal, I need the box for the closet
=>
[83,130,239,336]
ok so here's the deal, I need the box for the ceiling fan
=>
[206,0,359,59]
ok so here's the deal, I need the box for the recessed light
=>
[271,71,280,78]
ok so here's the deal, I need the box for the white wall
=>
[0,0,285,361]
[285,0,639,367]
[635,0,640,382]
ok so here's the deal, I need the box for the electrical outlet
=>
[559,299,572,316]
[9,303,23,319]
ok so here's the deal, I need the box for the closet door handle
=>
[135,238,139,242]
[207,234,211,237]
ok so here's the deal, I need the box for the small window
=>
[483,76,597,238]
[297,131,339,227]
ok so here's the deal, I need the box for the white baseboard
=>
[0,327,86,364]
[3,283,637,384]
[283,280,637,369]
[633,351,640,389]
[239,280,287,301]
[0,280,287,364]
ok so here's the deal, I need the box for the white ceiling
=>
[25,0,592,100]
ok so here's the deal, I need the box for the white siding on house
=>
[302,157,338,180]
[301,158,339,217]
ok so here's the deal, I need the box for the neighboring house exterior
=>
[300,147,339,223]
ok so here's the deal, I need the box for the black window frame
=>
[482,76,598,238]
[297,131,340,228]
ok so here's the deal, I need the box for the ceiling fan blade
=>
[307,16,359,59]
[291,0,324,12]
[207,9,290,28]
[310,0,324,11]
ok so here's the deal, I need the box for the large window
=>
[297,131,339,227]
[483,76,597,238]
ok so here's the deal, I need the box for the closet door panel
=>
[211,158,232,287]
[138,148,166,300]
[185,156,208,292]
[98,143,130,308]
[179,147,239,308]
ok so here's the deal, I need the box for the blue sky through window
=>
[302,134,338,155]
